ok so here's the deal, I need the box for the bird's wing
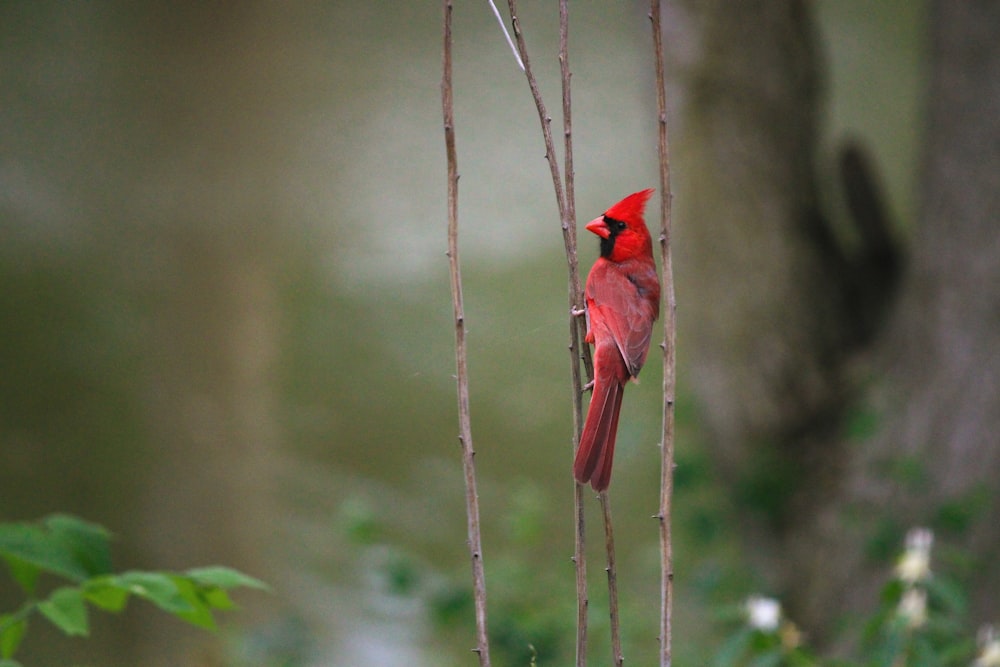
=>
[586,262,658,377]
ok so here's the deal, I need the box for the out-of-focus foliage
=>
[0,514,266,665]
[713,528,991,667]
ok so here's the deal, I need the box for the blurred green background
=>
[0,2,924,665]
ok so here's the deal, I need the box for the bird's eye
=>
[604,216,627,233]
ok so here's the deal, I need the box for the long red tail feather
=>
[574,353,627,491]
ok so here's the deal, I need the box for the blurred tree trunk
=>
[846,0,1000,628]
[672,0,1000,644]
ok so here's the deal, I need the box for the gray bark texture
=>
[672,0,1000,644]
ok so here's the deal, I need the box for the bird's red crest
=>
[603,188,654,224]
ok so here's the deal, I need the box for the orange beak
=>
[585,217,609,239]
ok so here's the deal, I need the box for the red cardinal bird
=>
[573,189,660,491]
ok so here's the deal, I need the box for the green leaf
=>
[879,578,905,605]
[748,628,782,652]
[201,587,234,611]
[43,515,113,577]
[748,649,783,667]
[937,637,977,664]
[170,576,216,630]
[184,566,268,591]
[37,587,89,637]
[712,627,753,667]
[0,614,28,659]
[82,576,131,612]
[925,576,967,616]
[0,515,112,584]
[0,659,24,667]
[1,557,40,597]
[787,648,821,667]
[0,524,68,582]
[111,571,191,614]
[867,621,907,667]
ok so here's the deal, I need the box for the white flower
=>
[896,527,934,583]
[974,625,1000,667]
[745,595,782,632]
[897,587,927,629]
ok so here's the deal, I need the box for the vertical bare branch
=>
[559,0,576,261]
[442,2,491,664]
[600,491,624,666]
[557,4,592,666]
[505,3,593,665]
[650,1,676,665]
[572,475,588,667]
[506,1,566,222]
[558,0,593,386]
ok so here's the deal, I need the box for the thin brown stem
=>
[442,2,491,664]
[650,1,676,665]
[507,1,566,223]
[506,3,591,665]
[557,4,593,666]
[600,491,625,667]
[573,477,588,667]
[559,0,593,385]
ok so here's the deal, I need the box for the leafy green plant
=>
[713,528,994,667]
[0,514,267,665]
[711,595,818,667]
